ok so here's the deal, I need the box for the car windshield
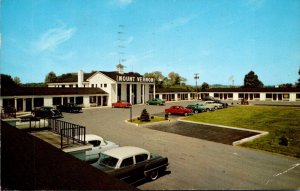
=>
[98,153,118,168]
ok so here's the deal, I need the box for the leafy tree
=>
[279,83,293,88]
[201,82,210,90]
[243,71,264,88]
[45,71,57,83]
[297,69,300,88]
[144,71,165,88]
[168,72,187,86]
[13,76,21,85]
[1,74,18,88]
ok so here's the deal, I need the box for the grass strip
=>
[185,105,300,158]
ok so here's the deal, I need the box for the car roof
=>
[85,134,104,141]
[103,146,150,160]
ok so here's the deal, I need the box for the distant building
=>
[47,65,155,106]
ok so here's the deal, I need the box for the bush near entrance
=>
[185,106,300,158]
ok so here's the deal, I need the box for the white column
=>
[153,84,156,99]
[116,83,118,101]
[142,84,145,104]
[129,84,132,104]
[23,99,26,111]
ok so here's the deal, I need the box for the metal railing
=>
[49,119,86,149]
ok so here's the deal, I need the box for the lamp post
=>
[130,93,134,122]
[194,73,199,100]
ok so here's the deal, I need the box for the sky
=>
[1,0,300,86]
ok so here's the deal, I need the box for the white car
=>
[204,101,223,110]
[77,134,119,162]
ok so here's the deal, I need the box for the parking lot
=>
[62,101,300,190]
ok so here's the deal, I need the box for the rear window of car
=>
[88,140,101,147]
[135,154,148,163]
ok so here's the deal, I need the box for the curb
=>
[177,119,269,146]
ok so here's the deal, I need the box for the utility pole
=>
[194,73,199,100]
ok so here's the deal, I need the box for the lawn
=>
[185,105,300,158]
[129,116,166,125]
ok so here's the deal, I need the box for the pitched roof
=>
[51,71,143,83]
[1,87,108,97]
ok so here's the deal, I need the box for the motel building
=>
[1,64,299,112]
[153,87,300,102]
[0,65,155,112]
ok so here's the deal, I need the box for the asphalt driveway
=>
[147,121,259,145]
[61,101,300,190]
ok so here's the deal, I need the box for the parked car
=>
[92,146,169,183]
[57,103,82,113]
[196,102,215,111]
[146,98,165,105]
[112,101,132,108]
[165,105,193,116]
[186,104,206,113]
[214,99,228,108]
[75,134,119,162]
[31,106,63,118]
[204,101,223,110]
[202,96,216,101]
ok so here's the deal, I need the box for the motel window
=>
[104,84,107,88]
[90,96,96,103]
[266,94,272,99]
[34,98,44,107]
[297,94,300,99]
[238,93,244,99]
[53,97,62,105]
[91,84,94,88]
[254,94,260,98]
[228,93,233,98]
[76,85,78,88]
[61,85,65,88]
[214,93,219,98]
[283,94,289,99]
[76,97,83,105]
[70,85,73,88]
[101,84,103,88]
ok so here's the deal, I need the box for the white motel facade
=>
[1,67,300,112]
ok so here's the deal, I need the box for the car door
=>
[133,154,149,179]
[115,157,135,182]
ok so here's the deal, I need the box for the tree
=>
[168,72,186,86]
[144,71,165,88]
[1,74,18,88]
[13,76,21,85]
[243,71,264,88]
[201,82,210,90]
[45,71,57,83]
[296,69,300,88]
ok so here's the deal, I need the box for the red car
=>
[112,100,132,108]
[165,105,193,116]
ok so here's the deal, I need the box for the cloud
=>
[35,26,76,51]
[110,0,133,7]
[158,15,197,32]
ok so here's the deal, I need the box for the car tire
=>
[168,112,171,116]
[206,108,209,112]
[194,110,199,114]
[148,170,159,181]
[184,113,188,116]
[214,106,218,110]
